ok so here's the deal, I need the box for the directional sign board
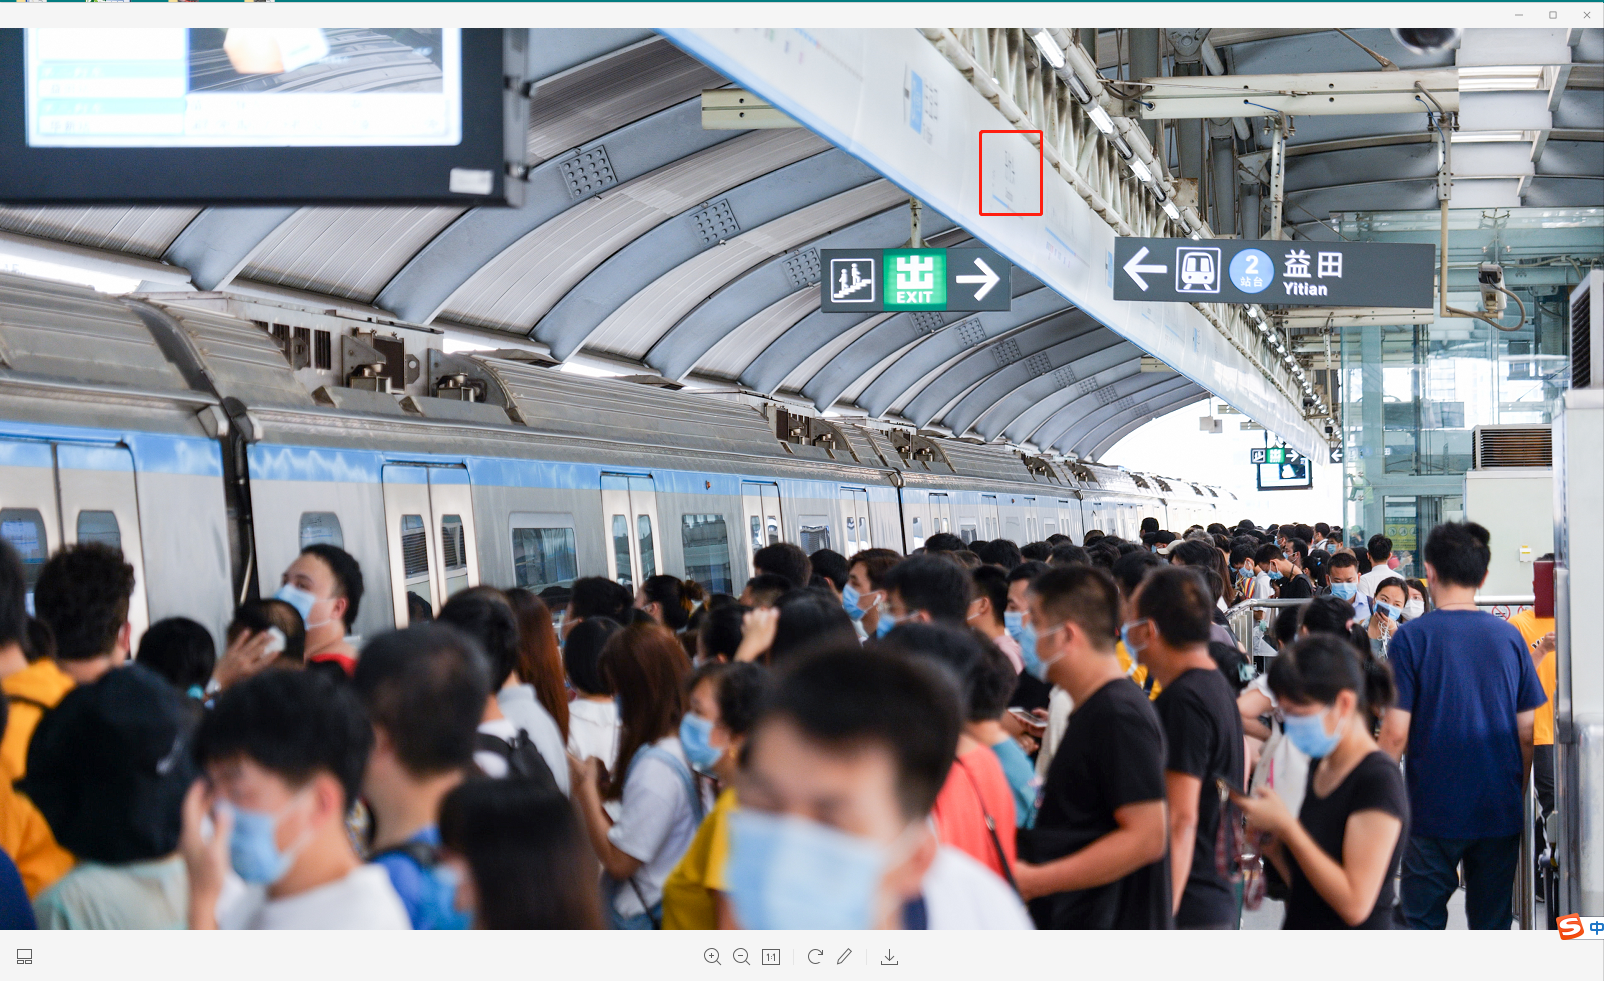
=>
[1249,447,1292,465]
[1254,447,1313,492]
[819,247,1011,313]
[1114,238,1434,308]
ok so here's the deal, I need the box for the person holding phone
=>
[1229,634,1407,929]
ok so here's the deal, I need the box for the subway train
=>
[0,271,1237,646]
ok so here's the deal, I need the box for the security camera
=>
[1391,28,1461,54]
[1479,262,1507,316]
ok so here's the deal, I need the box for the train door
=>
[840,488,872,554]
[1056,499,1080,542]
[741,481,783,560]
[603,474,662,591]
[381,463,480,627]
[980,494,1000,538]
[928,493,952,536]
[56,444,152,644]
[1023,497,1036,543]
[0,438,150,641]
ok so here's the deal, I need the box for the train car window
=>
[1004,516,1021,544]
[748,515,764,555]
[910,516,924,551]
[611,514,633,589]
[441,515,469,598]
[0,508,48,609]
[400,514,433,609]
[959,521,976,545]
[681,514,732,595]
[1043,519,1056,537]
[799,518,831,554]
[299,512,345,550]
[75,510,121,552]
[637,514,656,580]
[844,515,857,554]
[511,525,578,592]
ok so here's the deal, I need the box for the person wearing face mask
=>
[1230,634,1408,928]
[726,645,1031,929]
[274,544,365,678]
[969,565,1022,672]
[876,555,971,640]
[181,670,409,929]
[1254,544,1308,600]
[1013,567,1171,929]
[1128,567,1245,929]
[25,665,196,928]
[1326,552,1371,624]
[1365,578,1408,657]
[1401,579,1429,622]
[1002,561,1052,704]
[661,661,767,929]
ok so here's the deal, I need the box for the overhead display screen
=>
[1,27,517,206]
[25,28,462,148]
[1256,451,1314,492]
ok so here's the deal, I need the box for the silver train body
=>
[0,273,1236,647]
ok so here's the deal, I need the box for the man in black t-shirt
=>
[1128,567,1246,929]
[1013,567,1171,929]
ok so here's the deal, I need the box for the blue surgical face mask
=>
[1330,581,1359,602]
[841,584,876,622]
[1003,609,1025,638]
[874,613,898,639]
[679,713,722,776]
[1267,569,1284,581]
[1282,706,1344,760]
[725,810,892,930]
[1024,622,1066,682]
[226,794,310,886]
[1120,618,1150,663]
[1014,619,1044,680]
[273,583,317,624]
[1375,601,1401,621]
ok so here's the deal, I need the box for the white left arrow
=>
[955,257,1000,300]
[1122,246,1167,291]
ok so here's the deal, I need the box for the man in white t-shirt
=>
[1358,534,1396,597]
[181,670,409,930]
[724,645,1031,930]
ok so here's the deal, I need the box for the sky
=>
[1099,397,1343,527]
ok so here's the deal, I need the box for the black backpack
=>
[474,729,561,797]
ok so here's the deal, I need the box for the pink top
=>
[993,632,1024,674]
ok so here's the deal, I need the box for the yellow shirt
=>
[1535,651,1556,747]
[661,787,737,930]
[1115,641,1160,699]
[2,659,76,782]
[0,780,74,899]
[1507,610,1554,654]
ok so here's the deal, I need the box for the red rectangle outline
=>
[977,129,1045,217]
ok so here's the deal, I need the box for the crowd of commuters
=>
[0,512,1549,931]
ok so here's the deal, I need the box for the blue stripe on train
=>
[0,421,222,477]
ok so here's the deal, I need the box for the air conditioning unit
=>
[1473,424,1552,469]
[1572,269,1601,390]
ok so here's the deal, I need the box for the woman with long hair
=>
[439,777,604,929]
[567,621,702,929]
[637,575,704,633]
[504,587,570,742]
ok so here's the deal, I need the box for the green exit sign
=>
[1250,447,1295,465]
[883,249,947,309]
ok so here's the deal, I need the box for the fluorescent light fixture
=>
[1457,66,1545,91]
[1066,73,1092,105]
[1452,130,1535,143]
[0,252,140,294]
[1162,200,1181,221]
[1087,104,1117,135]
[1128,158,1154,184]
[1030,30,1066,70]
[1190,231,1203,240]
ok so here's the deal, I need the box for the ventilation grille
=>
[953,317,985,347]
[690,199,740,246]
[1574,276,1594,389]
[1473,425,1552,469]
[990,338,1021,367]
[1024,352,1051,377]
[781,249,821,289]
[559,146,617,198]
[909,312,945,335]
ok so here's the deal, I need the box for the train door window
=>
[929,493,952,534]
[981,495,999,538]
[440,515,469,598]
[1004,516,1021,544]
[298,512,344,550]
[681,514,732,594]
[0,508,48,609]
[400,514,433,610]
[799,517,831,553]
[959,520,977,544]
[611,514,633,589]
[510,514,578,592]
[1043,519,1056,538]
[741,481,782,555]
[75,510,121,551]
[909,516,924,550]
[636,514,656,580]
[840,488,870,553]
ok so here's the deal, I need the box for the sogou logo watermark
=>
[1557,914,1604,939]
[884,250,946,309]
